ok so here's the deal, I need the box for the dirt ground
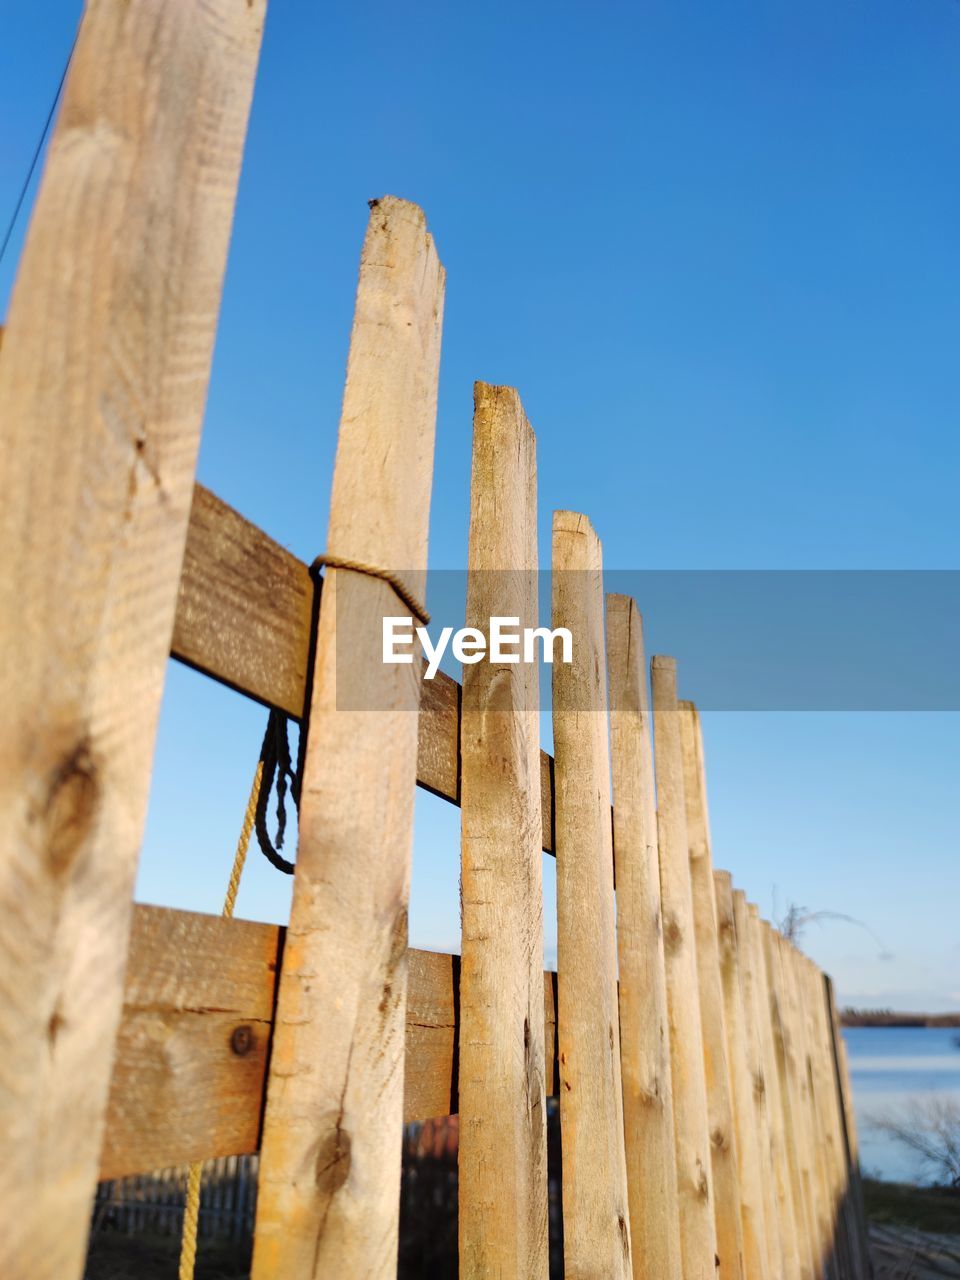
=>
[85,1234,250,1280]
[871,1222,960,1278]
[84,1224,960,1280]
[865,1180,960,1278]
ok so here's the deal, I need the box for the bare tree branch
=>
[868,1097,960,1188]
[775,899,892,959]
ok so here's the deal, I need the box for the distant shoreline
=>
[841,1011,960,1028]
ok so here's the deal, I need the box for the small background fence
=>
[89,1116,566,1279]
[93,1158,258,1243]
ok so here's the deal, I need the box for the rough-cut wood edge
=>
[797,952,854,1280]
[744,902,804,1280]
[714,872,771,1280]
[651,657,718,1280]
[776,935,831,1278]
[0,4,264,1276]
[173,485,315,720]
[99,904,559,1180]
[606,595,682,1280]
[252,196,445,1280]
[552,512,632,1280]
[678,703,746,1280]
[731,889,786,1280]
[760,919,817,1280]
[824,975,873,1279]
[458,384,548,1279]
[101,906,282,1179]
[172,482,556,851]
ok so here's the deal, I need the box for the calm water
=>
[843,1026,960,1183]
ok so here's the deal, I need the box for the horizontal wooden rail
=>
[100,904,558,1181]
[172,484,555,852]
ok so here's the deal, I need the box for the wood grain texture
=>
[458,384,548,1278]
[714,872,771,1280]
[174,485,314,717]
[252,197,445,1280]
[776,935,832,1279]
[606,596,682,1280]
[798,953,853,1280]
[172,484,558,846]
[101,906,281,1179]
[744,903,804,1280]
[651,658,717,1280]
[0,2,264,1274]
[678,704,745,1280]
[737,890,788,1280]
[799,960,844,1277]
[552,512,632,1280]
[824,976,872,1280]
[761,920,818,1280]
[99,905,560,1180]
[731,889,785,1278]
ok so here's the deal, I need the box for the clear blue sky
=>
[3,0,959,1010]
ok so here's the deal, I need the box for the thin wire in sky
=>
[0,26,78,270]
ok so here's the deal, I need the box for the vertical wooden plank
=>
[799,955,853,1279]
[777,937,833,1279]
[457,383,548,1279]
[737,890,788,1280]
[606,596,682,1280]
[824,976,872,1279]
[761,921,818,1280]
[796,945,844,1279]
[252,197,445,1279]
[742,902,803,1280]
[678,704,745,1280]
[0,2,264,1276]
[714,872,772,1280]
[651,657,717,1280]
[552,512,632,1280]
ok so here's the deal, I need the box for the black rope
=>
[0,26,78,269]
[254,710,300,875]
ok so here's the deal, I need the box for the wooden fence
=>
[0,2,871,1277]
[93,1157,258,1242]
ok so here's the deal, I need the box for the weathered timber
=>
[0,2,263,1275]
[252,197,445,1280]
[606,596,682,1280]
[731,890,787,1280]
[714,872,772,1280]
[776,935,832,1279]
[678,703,745,1280]
[825,976,873,1279]
[745,903,804,1280]
[552,513,632,1280]
[761,919,817,1280]
[458,384,548,1279]
[99,904,559,1181]
[651,658,717,1280]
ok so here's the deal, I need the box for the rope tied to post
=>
[311,553,430,626]
[179,551,430,1275]
[253,551,432,873]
